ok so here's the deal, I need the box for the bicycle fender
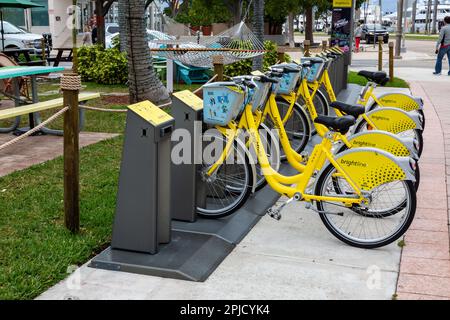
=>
[316,147,416,192]
[346,130,419,160]
[367,92,423,112]
[365,107,423,132]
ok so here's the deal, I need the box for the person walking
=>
[354,23,363,53]
[433,16,450,75]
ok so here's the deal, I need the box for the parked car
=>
[0,21,44,53]
[105,23,120,37]
[361,24,390,44]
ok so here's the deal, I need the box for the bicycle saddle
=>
[330,101,365,118]
[357,70,390,86]
[314,115,355,134]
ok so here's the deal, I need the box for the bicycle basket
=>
[249,80,271,112]
[301,57,325,82]
[203,82,245,126]
[271,63,300,95]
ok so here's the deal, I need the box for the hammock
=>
[151,17,265,68]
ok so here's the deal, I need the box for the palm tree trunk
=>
[411,0,417,33]
[125,0,169,104]
[305,6,314,44]
[252,0,265,71]
[118,0,127,52]
[432,0,438,34]
[288,12,295,48]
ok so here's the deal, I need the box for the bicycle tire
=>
[196,133,254,219]
[264,99,311,161]
[315,163,416,249]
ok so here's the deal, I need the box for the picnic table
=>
[2,48,46,66]
[48,48,73,67]
[0,66,65,135]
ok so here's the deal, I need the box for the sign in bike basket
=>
[271,63,300,95]
[202,82,245,126]
[301,57,326,82]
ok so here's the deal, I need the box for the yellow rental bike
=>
[249,69,420,191]
[321,48,424,123]
[272,59,424,157]
[197,78,417,249]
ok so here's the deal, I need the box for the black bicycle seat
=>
[358,70,390,86]
[314,115,356,134]
[330,101,365,118]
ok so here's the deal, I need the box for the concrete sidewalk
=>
[395,81,450,300]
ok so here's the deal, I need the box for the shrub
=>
[224,41,292,77]
[77,45,128,85]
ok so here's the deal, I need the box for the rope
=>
[0,107,68,152]
[60,74,82,91]
[79,105,128,113]
[80,76,218,112]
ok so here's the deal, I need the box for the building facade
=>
[3,0,164,45]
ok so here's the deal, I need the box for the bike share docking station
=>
[89,53,348,281]
[89,90,298,281]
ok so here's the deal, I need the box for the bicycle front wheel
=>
[196,132,253,219]
[314,163,416,249]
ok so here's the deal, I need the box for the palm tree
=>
[411,0,417,33]
[122,0,170,104]
[432,0,439,34]
[252,0,265,71]
[118,0,127,52]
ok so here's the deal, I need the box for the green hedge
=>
[77,45,128,85]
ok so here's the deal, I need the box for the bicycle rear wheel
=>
[314,163,416,249]
[196,132,253,219]
[297,89,329,135]
[354,118,424,158]
[264,99,311,161]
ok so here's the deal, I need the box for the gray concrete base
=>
[89,231,234,282]
[172,164,298,245]
[89,163,298,282]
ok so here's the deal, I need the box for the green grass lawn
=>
[0,79,197,299]
[0,136,122,299]
[348,71,409,88]
[390,33,439,41]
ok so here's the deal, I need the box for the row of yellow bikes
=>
[196,47,424,249]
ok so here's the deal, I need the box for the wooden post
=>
[62,74,81,233]
[41,38,46,66]
[378,36,383,71]
[389,41,394,81]
[213,55,224,81]
[303,40,311,57]
[277,49,285,63]
[322,40,328,52]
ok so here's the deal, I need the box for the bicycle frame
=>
[208,103,365,204]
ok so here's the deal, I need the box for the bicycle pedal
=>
[266,208,282,220]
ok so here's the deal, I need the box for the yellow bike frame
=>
[207,103,365,204]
